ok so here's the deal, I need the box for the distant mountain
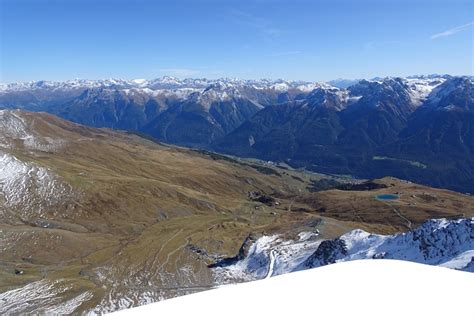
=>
[214,76,474,193]
[1,75,473,192]
[214,77,424,168]
[376,77,474,191]
[0,77,320,147]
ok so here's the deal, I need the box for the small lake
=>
[376,194,400,201]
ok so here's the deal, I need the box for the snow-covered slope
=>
[405,76,447,104]
[212,232,321,283]
[112,260,474,316]
[0,152,73,223]
[0,153,65,208]
[0,110,73,221]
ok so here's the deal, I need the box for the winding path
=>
[265,250,276,279]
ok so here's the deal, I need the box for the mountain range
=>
[1,75,472,193]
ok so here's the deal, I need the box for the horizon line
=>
[1,73,472,85]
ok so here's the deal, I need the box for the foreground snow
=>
[111,260,474,316]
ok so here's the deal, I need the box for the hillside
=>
[0,109,325,313]
[0,110,472,313]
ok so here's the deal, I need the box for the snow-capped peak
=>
[425,76,473,111]
[405,76,447,105]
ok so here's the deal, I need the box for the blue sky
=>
[0,0,472,82]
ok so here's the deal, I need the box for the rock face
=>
[301,239,347,267]
[208,234,259,268]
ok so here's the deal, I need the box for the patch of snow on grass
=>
[0,110,65,151]
[0,280,93,314]
[0,152,72,218]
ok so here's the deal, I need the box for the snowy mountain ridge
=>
[211,217,474,284]
[301,217,474,271]
[0,75,466,117]
[0,77,325,92]
[0,74,454,94]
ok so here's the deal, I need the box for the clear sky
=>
[0,0,472,83]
